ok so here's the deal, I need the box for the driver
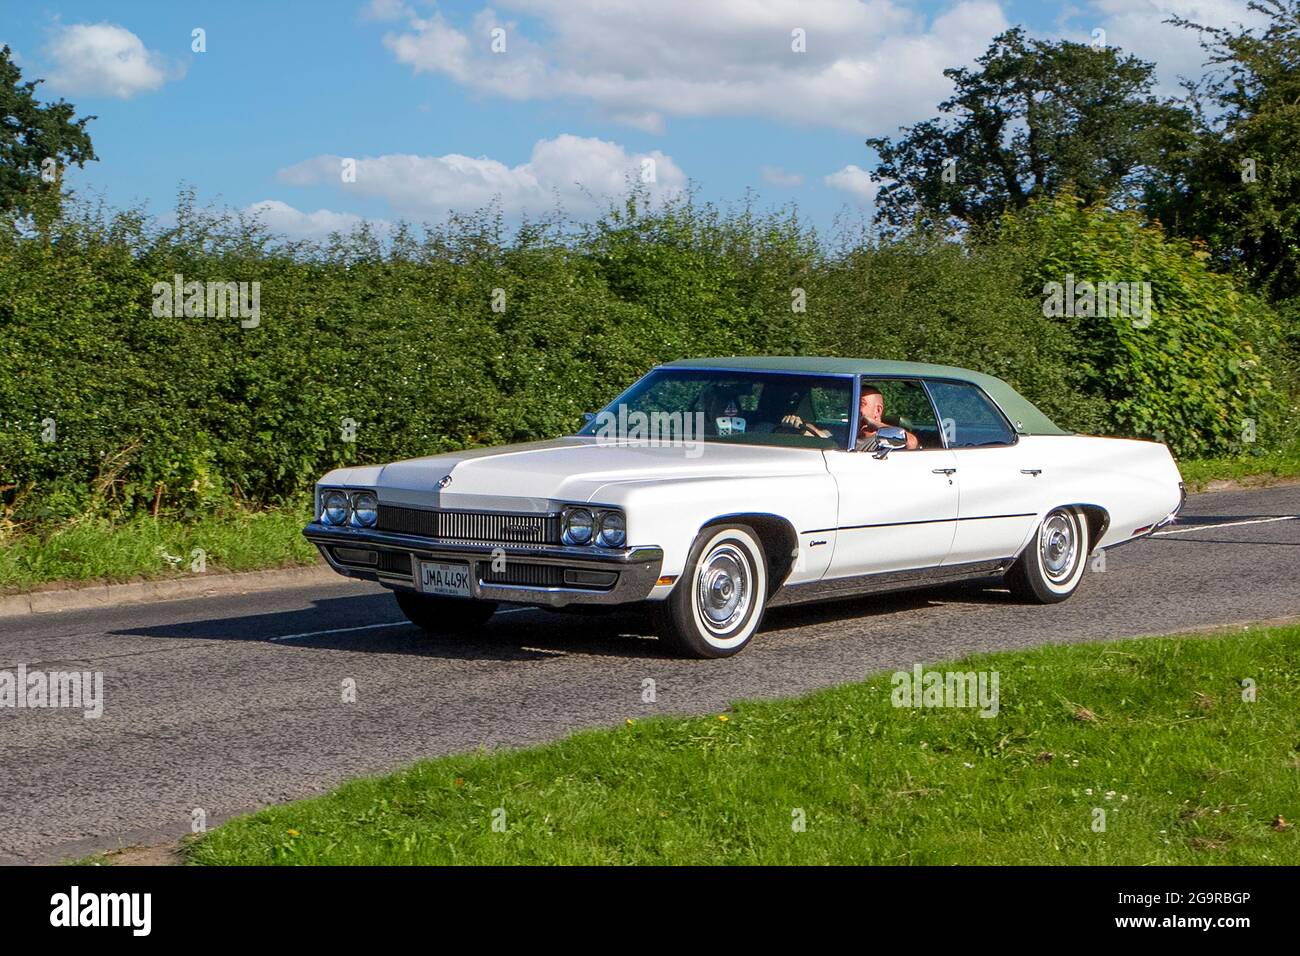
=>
[855,385,920,451]
[782,386,920,450]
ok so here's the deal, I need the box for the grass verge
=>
[0,502,317,593]
[1178,438,1300,490]
[188,623,1300,865]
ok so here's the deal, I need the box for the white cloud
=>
[1070,0,1268,94]
[361,0,413,22]
[824,164,880,205]
[275,134,686,218]
[761,166,804,188]
[244,200,388,240]
[44,23,175,99]
[377,1,1009,134]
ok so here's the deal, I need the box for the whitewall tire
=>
[652,524,768,658]
[1006,506,1090,603]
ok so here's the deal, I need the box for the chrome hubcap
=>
[697,544,751,633]
[1040,511,1077,581]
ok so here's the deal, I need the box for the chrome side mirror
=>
[872,425,908,459]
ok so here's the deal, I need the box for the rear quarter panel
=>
[1018,435,1183,550]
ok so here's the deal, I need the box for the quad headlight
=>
[321,490,350,526]
[596,511,626,548]
[562,507,626,548]
[561,508,594,545]
[320,489,378,527]
[350,491,378,528]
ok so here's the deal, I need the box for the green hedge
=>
[0,192,1289,523]
[1002,193,1288,458]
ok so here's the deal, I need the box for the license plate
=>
[417,561,473,598]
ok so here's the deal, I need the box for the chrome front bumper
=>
[303,523,664,607]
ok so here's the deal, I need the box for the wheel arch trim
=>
[694,512,800,597]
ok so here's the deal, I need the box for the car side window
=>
[859,378,942,449]
[925,381,1017,448]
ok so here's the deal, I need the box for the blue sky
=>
[0,0,1255,239]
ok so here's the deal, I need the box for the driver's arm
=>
[866,414,921,450]
[781,414,831,438]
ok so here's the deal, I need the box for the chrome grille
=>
[377,505,560,545]
[376,551,412,574]
[480,563,566,587]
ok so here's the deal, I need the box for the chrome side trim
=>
[848,374,862,452]
[768,558,1012,608]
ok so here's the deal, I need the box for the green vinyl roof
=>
[660,356,1070,436]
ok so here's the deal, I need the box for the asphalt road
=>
[2,484,1298,864]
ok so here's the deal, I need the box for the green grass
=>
[188,624,1300,865]
[0,502,318,592]
[1178,438,1300,490]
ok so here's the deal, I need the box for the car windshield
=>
[578,369,852,449]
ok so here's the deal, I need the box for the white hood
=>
[322,437,828,511]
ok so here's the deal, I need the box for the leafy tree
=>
[1000,192,1285,456]
[0,45,97,215]
[1145,0,1300,302]
[867,28,1191,229]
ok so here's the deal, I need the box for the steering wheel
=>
[771,420,807,435]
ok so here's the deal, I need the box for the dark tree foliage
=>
[0,45,97,214]
[1145,0,1300,302]
[866,28,1192,229]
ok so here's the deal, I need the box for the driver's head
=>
[860,385,884,427]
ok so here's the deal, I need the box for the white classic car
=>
[305,357,1185,657]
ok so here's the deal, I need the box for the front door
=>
[823,449,960,577]
[822,378,959,578]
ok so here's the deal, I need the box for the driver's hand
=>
[781,414,804,430]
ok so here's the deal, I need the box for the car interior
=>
[865,378,944,450]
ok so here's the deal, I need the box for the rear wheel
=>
[652,524,768,658]
[1006,506,1090,603]
[394,591,498,633]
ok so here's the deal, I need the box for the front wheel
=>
[652,524,768,658]
[1005,506,1090,603]
[394,591,498,633]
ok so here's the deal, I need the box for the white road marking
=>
[270,621,410,642]
[1153,515,1299,537]
[269,607,532,642]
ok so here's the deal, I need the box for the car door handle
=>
[1020,468,1042,476]
[932,468,956,475]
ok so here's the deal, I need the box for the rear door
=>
[923,380,1043,566]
